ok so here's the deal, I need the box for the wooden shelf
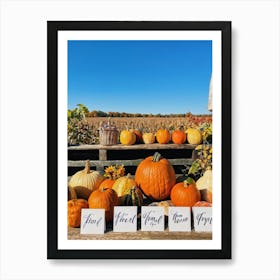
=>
[68,143,197,151]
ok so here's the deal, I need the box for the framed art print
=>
[47,21,231,259]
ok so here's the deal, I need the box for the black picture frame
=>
[47,21,231,259]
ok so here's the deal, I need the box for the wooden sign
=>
[113,206,137,232]
[141,206,164,231]
[168,207,191,232]
[192,207,212,232]
[80,209,105,234]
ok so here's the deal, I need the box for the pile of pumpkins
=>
[120,128,202,145]
[68,153,212,228]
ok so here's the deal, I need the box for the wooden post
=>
[99,149,107,161]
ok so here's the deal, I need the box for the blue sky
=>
[68,40,212,114]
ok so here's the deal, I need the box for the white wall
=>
[0,0,279,279]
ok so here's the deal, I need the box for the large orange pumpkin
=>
[171,177,201,207]
[135,152,176,200]
[68,199,89,228]
[156,129,171,144]
[172,130,186,144]
[88,188,118,222]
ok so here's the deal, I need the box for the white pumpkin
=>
[69,160,104,199]
[196,170,212,202]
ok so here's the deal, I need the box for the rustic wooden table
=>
[68,228,211,240]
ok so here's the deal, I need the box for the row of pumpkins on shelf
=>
[68,152,212,228]
[119,128,202,145]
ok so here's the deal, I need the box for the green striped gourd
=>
[120,186,143,206]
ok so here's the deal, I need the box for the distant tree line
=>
[85,110,211,118]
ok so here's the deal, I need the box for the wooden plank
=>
[68,158,193,168]
[68,227,212,240]
[68,143,197,151]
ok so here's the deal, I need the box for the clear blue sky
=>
[68,40,212,114]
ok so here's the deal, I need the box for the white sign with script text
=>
[113,206,137,232]
[141,206,164,231]
[168,207,191,232]
[80,209,105,234]
[192,207,212,232]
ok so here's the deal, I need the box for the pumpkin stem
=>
[184,177,195,187]
[84,160,91,174]
[152,152,162,162]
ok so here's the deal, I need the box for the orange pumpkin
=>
[134,129,143,143]
[68,199,89,228]
[193,201,212,207]
[172,130,186,144]
[171,177,201,207]
[135,152,176,200]
[207,191,212,203]
[99,178,115,190]
[120,130,136,145]
[88,188,118,222]
[156,129,171,144]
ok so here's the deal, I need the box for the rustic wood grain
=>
[68,227,212,240]
[68,143,197,150]
[68,158,193,168]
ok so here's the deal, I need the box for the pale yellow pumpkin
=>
[69,160,104,199]
[142,132,155,144]
[196,169,212,203]
[112,173,136,197]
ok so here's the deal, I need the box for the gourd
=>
[186,128,202,145]
[68,199,89,227]
[120,186,143,206]
[88,188,118,222]
[170,177,201,207]
[196,169,212,203]
[156,129,171,144]
[112,174,136,197]
[135,152,176,200]
[68,160,104,199]
[142,132,155,144]
[120,130,136,145]
[172,130,186,144]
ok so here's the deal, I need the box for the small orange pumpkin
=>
[193,201,212,207]
[172,130,186,144]
[135,152,176,200]
[68,199,89,228]
[99,178,115,190]
[134,129,143,143]
[88,188,118,222]
[156,129,171,144]
[120,130,136,145]
[207,191,212,203]
[171,177,201,207]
